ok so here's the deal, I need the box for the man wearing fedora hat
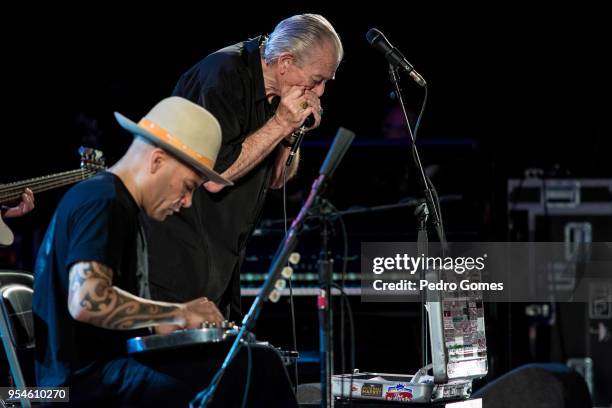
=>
[32,97,235,405]
[146,14,343,321]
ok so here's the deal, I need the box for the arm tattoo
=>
[68,261,184,330]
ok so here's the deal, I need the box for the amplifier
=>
[508,178,612,242]
[507,177,612,406]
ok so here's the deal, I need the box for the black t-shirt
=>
[33,172,146,386]
[145,36,279,319]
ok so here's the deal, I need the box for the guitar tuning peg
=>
[274,279,286,290]
[281,266,293,279]
[268,289,281,303]
[93,149,105,163]
[79,146,92,158]
[289,252,301,265]
[79,146,106,169]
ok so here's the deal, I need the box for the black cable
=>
[413,84,428,141]
[282,164,299,393]
[240,341,252,408]
[406,84,447,247]
[330,283,356,405]
[328,202,350,400]
[425,174,446,244]
[393,70,427,144]
[338,211,349,379]
[192,345,237,408]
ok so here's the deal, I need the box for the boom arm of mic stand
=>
[191,127,355,407]
[244,125,355,328]
[191,176,324,408]
[244,174,325,329]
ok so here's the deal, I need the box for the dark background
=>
[1,2,610,400]
[1,3,609,179]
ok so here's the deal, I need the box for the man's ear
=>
[277,53,294,74]
[149,148,167,175]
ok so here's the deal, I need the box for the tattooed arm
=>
[67,261,224,330]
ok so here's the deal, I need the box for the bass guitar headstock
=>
[79,146,106,170]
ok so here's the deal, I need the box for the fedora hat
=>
[114,96,232,186]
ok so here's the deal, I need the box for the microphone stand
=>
[190,128,355,408]
[388,64,448,376]
[306,197,336,408]
[388,64,446,249]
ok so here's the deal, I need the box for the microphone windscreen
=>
[319,127,355,178]
[366,28,382,44]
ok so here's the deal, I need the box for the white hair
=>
[263,14,343,66]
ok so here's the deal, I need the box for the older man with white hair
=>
[146,14,344,323]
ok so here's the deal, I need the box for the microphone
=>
[285,114,315,167]
[319,127,355,178]
[366,28,426,87]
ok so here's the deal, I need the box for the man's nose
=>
[313,81,326,97]
[181,192,193,208]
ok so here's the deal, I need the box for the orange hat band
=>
[138,118,214,169]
